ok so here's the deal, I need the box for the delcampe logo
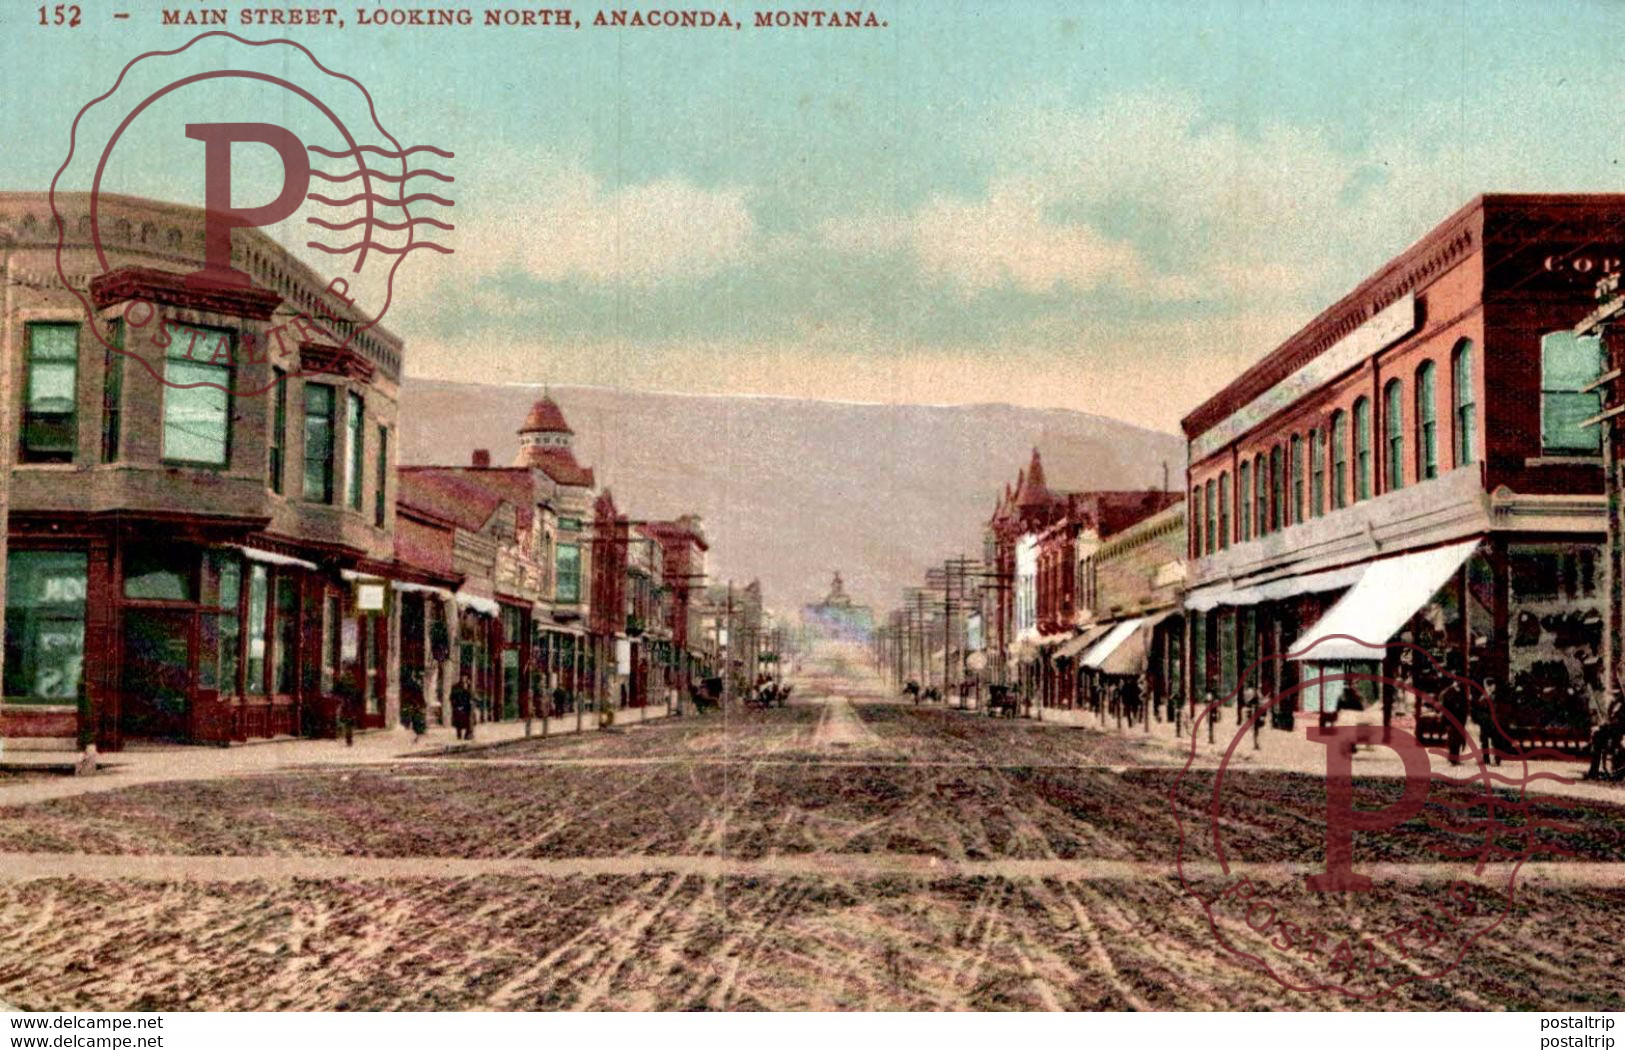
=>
[49,31,454,397]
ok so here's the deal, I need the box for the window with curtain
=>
[162,322,233,465]
[22,322,79,463]
[1416,362,1438,480]
[1353,398,1372,501]
[1453,341,1476,467]
[1309,428,1323,517]
[304,384,336,503]
[346,391,365,510]
[1239,461,1251,541]
[1330,411,1347,509]
[1384,379,1404,491]
[1540,331,1603,454]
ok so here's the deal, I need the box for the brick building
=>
[2,192,403,748]
[1183,194,1625,744]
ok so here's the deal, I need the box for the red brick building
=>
[1183,194,1624,743]
[3,193,403,748]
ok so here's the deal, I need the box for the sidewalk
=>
[0,705,673,808]
[962,701,1625,805]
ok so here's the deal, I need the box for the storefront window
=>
[245,565,269,694]
[3,551,88,703]
[201,551,241,693]
[125,545,196,602]
[273,575,298,694]
[1508,542,1602,727]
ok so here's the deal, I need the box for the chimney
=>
[471,449,491,468]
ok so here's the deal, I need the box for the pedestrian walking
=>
[451,671,475,742]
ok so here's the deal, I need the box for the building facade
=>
[1183,194,1625,745]
[4,192,403,749]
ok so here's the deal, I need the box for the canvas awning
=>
[1080,617,1145,670]
[392,580,454,599]
[1094,610,1180,675]
[1184,562,1365,612]
[454,592,502,617]
[1288,539,1480,662]
[232,545,318,571]
[1055,623,1113,660]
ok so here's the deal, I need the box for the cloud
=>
[454,153,756,286]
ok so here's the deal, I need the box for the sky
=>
[8,0,1625,432]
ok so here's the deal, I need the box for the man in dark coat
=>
[450,671,475,741]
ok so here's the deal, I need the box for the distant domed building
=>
[802,571,875,643]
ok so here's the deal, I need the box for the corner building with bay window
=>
[2,192,405,748]
[1183,195,1625,749]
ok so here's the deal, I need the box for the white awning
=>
[1184,562,1365,612]
[392,580,454,599]
[455,592,501,617]
[1289,539,1480,662]
[1056,623,1113,660]
[232,545,318,571]
[1081,617,1145,670]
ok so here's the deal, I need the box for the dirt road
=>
[0,672,1620,1010]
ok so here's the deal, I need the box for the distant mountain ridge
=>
[398,379,1186,615]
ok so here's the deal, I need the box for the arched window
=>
[1254,453,1268,535]
[1218,472,1230,549]
[1290,434,1304,525]
[1353,397,1372,501]
[1416,361,1438,481]
[1453,340,1476,468]
[1330,411,1347,509]
[1204,478,1216,554]
[1191,486,1203,556]
[1268,445,1283,531]
[1239,460,1251,541]
[1309,428,1323,517]
[1384,378,1404,492]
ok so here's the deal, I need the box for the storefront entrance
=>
[120,608,193,740]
